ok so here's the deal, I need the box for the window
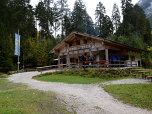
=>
[84,39,87,44]
[77,40,80,45]
[123,55,129,60]
[130,56,135,61]
[70,58,76,62]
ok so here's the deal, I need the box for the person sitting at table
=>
[111,55,116,67]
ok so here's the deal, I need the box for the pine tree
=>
[71,0,87,33]
[111,3,121,33]
[121,0,133,21]
[0,19,14,72]
[62,9,71,36]
[8,0,35,38]
[35,0,54,39]
[53,3,61,38]
[119,0,133,36]
[86,14,97,36]
[101,15,113,38]
[56,0,70,38]
[95,2,106,36]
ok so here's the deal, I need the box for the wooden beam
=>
[97,46,105,51]
[58,55,60,68]
[101,41,104,46]
[105,46,110,49]
[109,46,121,51]
[54,50,60,55]
[64,41,71,45]
[105,48,109,64]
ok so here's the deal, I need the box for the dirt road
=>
[8,70,152,114]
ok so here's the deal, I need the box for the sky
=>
[30,0,139,23]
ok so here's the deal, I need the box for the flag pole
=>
[18,29,19,72]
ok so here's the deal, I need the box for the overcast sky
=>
[30,0,139,22]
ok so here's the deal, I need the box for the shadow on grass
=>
[0,78,72,114]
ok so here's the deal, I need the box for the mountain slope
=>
[137,0,152,27]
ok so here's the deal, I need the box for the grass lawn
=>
[0,72,9,78]
[33,74,134,84]
[0,76,71,114]
[103,84,152,110]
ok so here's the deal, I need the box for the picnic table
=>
[132,69,143,78]
[138,70,151,79]
[148,76,152,82]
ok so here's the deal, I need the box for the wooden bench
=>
[133,74,139,78]
[51,64,69,68]
[25,68,37,72]
[7,71,17,74]
[147,76,152,82]
[36,67,44,70]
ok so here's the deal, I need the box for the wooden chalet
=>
[49,31,145,68]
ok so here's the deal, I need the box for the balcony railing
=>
[50,60,138,69]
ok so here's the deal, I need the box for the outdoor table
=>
[132,69,143,78]
[138,71,151,79]
[147,76,152,82]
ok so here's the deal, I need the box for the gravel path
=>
[8,70,152,114]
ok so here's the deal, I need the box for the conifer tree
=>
[86,14,98,36]
[0,20,14,72]
[100,15,113,38]
[95,2,106,36]
[71,0,87,33]
[120,0,133,36]
[56,0,70,38]
[35,0,54,39]
[111,3,121,33]
[121,0,133,21]
[62,9,71,36]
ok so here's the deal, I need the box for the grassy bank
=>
[0,76,71,114]
[33,74,114,84]
[104,84,152,110]
[33,68,135,84]
[0,72,9,78]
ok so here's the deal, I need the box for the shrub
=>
[90,70,100,78]
[99,70,106,78]
[63,70,70,75]
[141,51,152,69]
[35,68,133,79]
[68,68,77,75]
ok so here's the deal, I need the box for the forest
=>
[0,0,152,72]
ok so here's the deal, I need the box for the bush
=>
[35,68,132,79]
[99,70,106,78]
[90,70,100,78]
[141,52,152,69]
